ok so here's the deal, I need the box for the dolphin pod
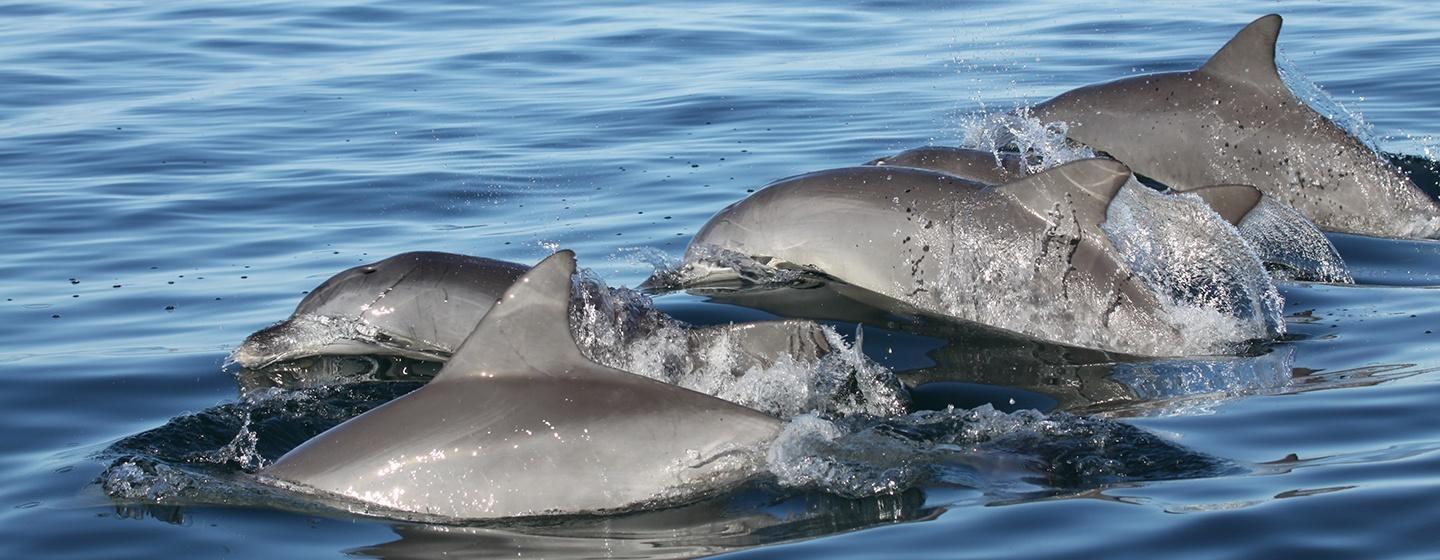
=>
[232,251,833,378]
[217,14,1436,522]
[261,251,780,519]
[1030,14,1440,239]
[867,146,1352,283]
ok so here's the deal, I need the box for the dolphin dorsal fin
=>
[436,250,590,381]
[1174,184,1263,226]
[994,158,1131,228]
[1199,14,1285,90]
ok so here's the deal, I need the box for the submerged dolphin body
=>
[868,147,1351,282]
[232,251,831,375]
[261,251,782,520]
[1028,14,1440,239]
[685,160,1279,356]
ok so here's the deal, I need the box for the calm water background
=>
[3,1,1440,557]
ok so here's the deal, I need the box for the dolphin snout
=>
[230,322,296,369]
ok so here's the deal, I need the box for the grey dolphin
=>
[261,250,781,520]
[1029,14,1440,239]
[233,251,831,376]
[685,159,1261,356]
[867,147,1351,282]
[233,251,527,367]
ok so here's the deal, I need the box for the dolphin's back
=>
[263,251,781,519]
[866,146,1025,185]
[1032,14,1440,238]
[689,161,1187,355]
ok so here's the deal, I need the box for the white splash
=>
[1103,182,1286,352]
[1277,53,1382,153]
[958,106,1095,173]
[570,272,908,418]
[1237,197,1352,283]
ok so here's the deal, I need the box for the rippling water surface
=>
[4,1,1440,558]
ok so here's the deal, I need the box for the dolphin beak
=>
[230,324,291,369]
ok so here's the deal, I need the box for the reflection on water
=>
[351,489,937,560]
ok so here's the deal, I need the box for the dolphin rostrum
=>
[261,250,782,520]
[232,251,832,378]
[867,147,1351,282]
[684,159,1279,356]
[1030,14,1440,239]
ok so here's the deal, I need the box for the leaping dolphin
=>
[867,147,1351,282]
[684,159,1279,356]
[1030,14,1440,239]
[232,251,832,378]
[261,250,782,520]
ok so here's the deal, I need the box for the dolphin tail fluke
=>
[1174,184,1264,226]
[1199,14,1285,89]
[993,158,1131,229]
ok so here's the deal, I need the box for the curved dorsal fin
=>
[1199,14,1285,89]
[437,250,590,381]
[994,158,1131,228]
[1174,184,1263,225]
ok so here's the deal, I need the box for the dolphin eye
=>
[361,267,377,274]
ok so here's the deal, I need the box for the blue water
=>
[4,1,1440,557]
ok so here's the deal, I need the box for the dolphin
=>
[261,250,782,520]
[867,147,1351,282]
[232,251,832,377]
[233,251,527,367]
[684,159,1275,356]
[1028,14,1440,239]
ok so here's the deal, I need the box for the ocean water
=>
[4,1,1440,558]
